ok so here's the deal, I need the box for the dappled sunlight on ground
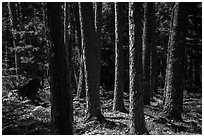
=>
[2,86,202,135]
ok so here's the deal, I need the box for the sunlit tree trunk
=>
[7,2,18,78]
[77,54,86,98]
[129,2,148,135]
[42,3,51,80]
[113,2,127,113]
[47,2,73,134]
[163,2,188,120]
[74,3,86,98]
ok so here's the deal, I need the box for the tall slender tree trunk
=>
[142,3,152,105]
[47,3,73,134]
[77,55,86,98]
[42,2,50,80]
[79,2,105,121]
[113,2,127,113]
[163,2,188,120]
[7,2,18,78]
[129,2,148,135]
[95,2,102,37]
[74,3,86,98]
[69,3,79,92]
[94,2,102,92]
[148,3,158,98]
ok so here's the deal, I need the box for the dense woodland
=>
[2,2,202,135]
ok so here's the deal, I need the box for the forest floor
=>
[2,82,202,135]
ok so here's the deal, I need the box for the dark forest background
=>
[2,2,202,135]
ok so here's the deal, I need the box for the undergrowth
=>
[2,83,202,135]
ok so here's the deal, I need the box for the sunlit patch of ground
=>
[2,85,202,135]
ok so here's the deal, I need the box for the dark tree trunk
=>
[142,3,154,105]
[95,2,102,37]
[94,2,102,93]
[194,57,201,86]
[148,3,158,98]
[113,2,127,113]
[47,3,73,134]
[79,2,104,121]
[129,2,148,135]
[163,2,188,120]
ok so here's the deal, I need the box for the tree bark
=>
[113,2,127,113]
[77,54,86,98]
[73,3,86,98]
[129,2,148,135]
[79,2,104,121]
[163,2,188,120]
[47,3,73,134]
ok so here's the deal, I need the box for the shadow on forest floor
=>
[2,83,202,135]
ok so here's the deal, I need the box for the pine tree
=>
[47,3,73,134]
[113,2,127,113]
[163,2,188,120]
[79,2,105,121]
[129,2,148,134]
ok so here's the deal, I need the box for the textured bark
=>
[74,3,81,53]
[42,3,50,79]
[129,2,147,135]
[74,3,86,98]
[113,2,127,113]
[77,54,86,98]
[47,3,73,134]
[79,2,104,121]
[163,2,188,120]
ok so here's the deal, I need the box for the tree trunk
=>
[47,3,73,134]
[7,2,18,78]
[79,2,104,121]
[129,2,148,135]
[69,3,79,92]
[113,2,127,113]
[94,2,102,92]
[142,3,152,105]
[163,2,188,120]
[194,57,201,86]
[77,54,86,98]
[94,2,102,37]
[73,3,86,98]
[148,3,158,98]
[42,2,50,80]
